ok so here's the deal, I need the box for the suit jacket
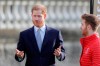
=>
[15,26,65,66]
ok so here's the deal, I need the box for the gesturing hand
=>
[16,49,24,58]
[54,46,61,57]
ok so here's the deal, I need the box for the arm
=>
[92,43,100,66]
[55,47,65,61]
[54,30,65,61]
[15,32,25,62]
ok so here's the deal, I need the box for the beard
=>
[33,20,44,28]
[82,27,88,37]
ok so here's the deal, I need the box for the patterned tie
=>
[36,29,42,51]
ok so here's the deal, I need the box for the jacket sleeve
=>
[92,43,100,66]
[15,32,25,62]
[55,30,65,61]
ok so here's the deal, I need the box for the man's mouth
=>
[35,20,41,23]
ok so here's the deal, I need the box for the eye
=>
[38,15,42,17]
[34,15,36,17]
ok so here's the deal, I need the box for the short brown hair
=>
[31,4,47,14]
[81,13,100,31]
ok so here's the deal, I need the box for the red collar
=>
[80,33,99,47]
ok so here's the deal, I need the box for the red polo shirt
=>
[80,33,100,66]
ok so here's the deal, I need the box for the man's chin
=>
[36,25,40,27]
[36,25,42,28]
[82,33,87,37]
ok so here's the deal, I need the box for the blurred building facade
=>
[0,0,89,66]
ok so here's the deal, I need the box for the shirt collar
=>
[34,25,46,32]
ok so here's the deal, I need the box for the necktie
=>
[36,29,42,51]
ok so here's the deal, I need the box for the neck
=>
[87,30,96,37]
[38,26,42,28]
[36,24,45,28]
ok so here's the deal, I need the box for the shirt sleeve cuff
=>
[56,52,65,61]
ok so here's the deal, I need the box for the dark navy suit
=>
[15,26,65,66]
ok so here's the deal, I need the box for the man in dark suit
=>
[15,4,65,66]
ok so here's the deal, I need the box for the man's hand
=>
[54,46,61,57]
[16,49,24,58]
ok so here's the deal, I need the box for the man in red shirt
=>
[80,14,100,66]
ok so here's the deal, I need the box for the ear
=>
[87,24,92,30]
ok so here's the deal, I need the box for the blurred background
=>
[0,0,90,66]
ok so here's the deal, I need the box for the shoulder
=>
[46,26,60,33]
[91,38,100,51]
[20,27,33,35]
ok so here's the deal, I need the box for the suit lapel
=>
[29,26,40,53]
[41,26,49,52]
[30,26,50,53]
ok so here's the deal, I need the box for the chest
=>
[80,47,92,66]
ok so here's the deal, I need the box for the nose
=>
[35,16,39,20]
[80,26,82,30]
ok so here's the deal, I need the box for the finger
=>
[19,52,22,56]
[55,49,61,55]
[54,49,58,54]
[54,49,61,56]
[54,52,57,56]
[18,52,24,57]
[54,50,57,54]
[15,50,23,57]
[55,48,60,53]
[57,48,61,51]
[21,53,24,58]
[54,49,57,53]
[56,46,61,51]
[16,49,22,54]
[20,51,24,55]
[54,50,59,55]
[59,45,61,49]
[55,49,60,52]
[16,49,19,53]
[16,50,20,55]
[54,52,59,56]
[20,51,24,54]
